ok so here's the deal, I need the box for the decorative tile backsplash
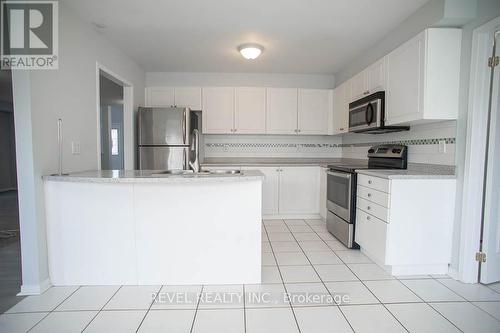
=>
[205,137,456,149]
[204,121,457,165]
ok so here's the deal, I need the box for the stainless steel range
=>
[326,144,408,248]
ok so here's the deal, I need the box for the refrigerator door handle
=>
[182,109,186,144]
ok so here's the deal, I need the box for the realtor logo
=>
[1,0,58,69]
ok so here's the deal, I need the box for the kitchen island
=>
[43,170,263,286]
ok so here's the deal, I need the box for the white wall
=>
[146,72,335,89]
[12,3,145,294]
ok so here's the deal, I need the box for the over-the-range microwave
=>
[348,91,409,134]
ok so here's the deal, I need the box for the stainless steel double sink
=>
[151,169,241,176]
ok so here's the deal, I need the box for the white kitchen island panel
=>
[134,181,262,285]
[44,171,263,286]
[45,182,138,285]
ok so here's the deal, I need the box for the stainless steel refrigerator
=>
[138,107,190,170]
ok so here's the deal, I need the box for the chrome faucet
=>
[189,129,200,173]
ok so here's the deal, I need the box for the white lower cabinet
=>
[244,166,280,216]
[279,167,320,215]
[242,166,321,218]
[354,173,456,275]
[319,167,327,219]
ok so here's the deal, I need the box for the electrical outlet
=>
[71,141,81,155]
[438,140,446,154]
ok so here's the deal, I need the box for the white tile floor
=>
[1,219,500,332]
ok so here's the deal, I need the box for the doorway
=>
[99,72,125,170]
[461,16,500,284]
[0,69,24,312]
[479,29,500,284]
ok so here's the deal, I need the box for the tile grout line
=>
[188,285,204,333]
[80,285,123,332]
[26,285,82,333]
[134,285,162,333]
[433,278,500,323]
[394,278,466,332]
[264,219,302,333]
[285,219,356,333]
[303,219,415,333]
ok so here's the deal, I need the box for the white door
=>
[145,87,175,107]
[367,57,387,93]
[266,88,298,134]
[234,87,266,134]
[202,87,234,134]
[297,89,331,135]
[386,32,424,125]
[349,71,367,101]
[279,167,320,215]
[174,87,202,110]
[244,166,280,216]
[332,83,349,134]
[480,33,500,284]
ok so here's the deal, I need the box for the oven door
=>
[326,170,352,221]
[349,98,382,132]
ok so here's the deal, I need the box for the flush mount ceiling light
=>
[238,43,264,60]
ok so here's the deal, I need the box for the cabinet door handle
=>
[367,193,372,198]
[339,128,344,131]
[367,206,371,210]
[366,215,371,220]
[298,129,301,133]
[368,180,372,184]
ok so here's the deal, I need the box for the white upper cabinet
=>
[145,87,175,107]
[349,71,367,102]
[234,87,266,134]
[297,89,331,135]
[266,88,298,135]
[386,28,461,125]
[348,56,386,102]
[332,82,350,135]
[202,87,235,134]
[366,57,387,93]
[145,87,201,109]
[174,87,202,110]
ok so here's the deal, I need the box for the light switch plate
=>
[438,140,446,153]
[71,141,81,155]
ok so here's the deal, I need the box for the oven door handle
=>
[327,171,352,178]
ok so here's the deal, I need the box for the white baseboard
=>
[18,278,52,296]
[262,214,323,220]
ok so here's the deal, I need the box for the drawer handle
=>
[366,216,371,220]
[368,180,372,184]
[367,206,371,210]
[367,193,372,197]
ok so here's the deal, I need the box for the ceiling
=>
[63,0,430,74]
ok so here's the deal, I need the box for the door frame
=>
[458,16,500,283]
[95,63,134,170]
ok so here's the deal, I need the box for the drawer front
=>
[357,197,389,222]
[355,209,387,263]
[358,174,390,193]
[357,185,390,208]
